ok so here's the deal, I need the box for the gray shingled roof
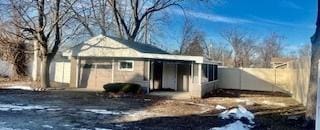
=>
[108,36,169,54]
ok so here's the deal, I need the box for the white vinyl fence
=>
[218,59,310,105]
[50,61,71,83]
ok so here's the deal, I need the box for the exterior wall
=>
[113,59,150,89]
[188,63,219,98]
[67,58,150,91]
[201,81,218,96]
[188,63,200,97]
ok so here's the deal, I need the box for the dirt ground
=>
[0,88,312,130]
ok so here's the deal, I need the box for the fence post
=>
[274,67,277,92]
[316,61,320,130]
[239,68,242,90]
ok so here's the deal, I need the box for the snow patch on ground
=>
[209,120,252,130]
[84,109,127,115]
[219,105,254,124]
[0,104,55,111]
[2,86,33,91]
[95,128,112,130]
[262,101,286,107]
[0,104,62,112]
[115,110,166,122]
[41,125,53,129]
[215,105,226,110]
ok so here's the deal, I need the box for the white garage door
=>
[79,63,112,90]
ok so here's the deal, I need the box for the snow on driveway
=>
[1,86,33,91]
[0,104,54,111]
[0,103,131,116]
[84,109,129,115]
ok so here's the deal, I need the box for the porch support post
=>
[75,57,80,88]
[191,63,194,83]
[111,59,115,83]
[149,60,154,91]
[70,56,79,88]
[198,64,202,85]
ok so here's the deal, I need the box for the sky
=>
[160,0,317,53]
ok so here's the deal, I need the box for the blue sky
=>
[161,0,317,52]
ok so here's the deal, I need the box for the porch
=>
[148,59,219,98]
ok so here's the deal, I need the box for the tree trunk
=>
[305,0,320,126]
[40,56,50,88]
[306,27,320,121]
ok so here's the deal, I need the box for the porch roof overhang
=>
[139,53,220,64]
[63,51,220,65]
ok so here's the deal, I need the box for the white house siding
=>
[66,35,140,58]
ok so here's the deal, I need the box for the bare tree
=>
[179,21,197,54]
[0,2,32,79]
[305,0,320,126]
[258,33,284,68]
[183,31,208,56]
[207,40,233,65]
[107,0,182,41]
[0,23,30,79]
[68,0,114,37]
[6,0,77,88]
[298,43,311,59]
[222,29,256,67]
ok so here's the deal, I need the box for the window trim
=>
[118,60,134,71]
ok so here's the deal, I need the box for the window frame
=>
[118,60,134,71]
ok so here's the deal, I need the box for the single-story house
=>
[50,35,219,98]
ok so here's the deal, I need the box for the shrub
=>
[103,83,142,94]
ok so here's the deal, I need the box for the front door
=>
[153,61,163,90]
[177,64,191,91]
[162,63,177,90]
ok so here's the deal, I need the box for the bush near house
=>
[103,83,142,94]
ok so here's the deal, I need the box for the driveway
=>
[0,90,154,130]
[0,89,309,130]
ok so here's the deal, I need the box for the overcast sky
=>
[160,0,316,52]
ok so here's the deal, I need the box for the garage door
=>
[79,63,112,90]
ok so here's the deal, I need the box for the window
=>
[214,65,218,80]
[119,60,134,71]
[208,65,214,81]
[202,64,208,82]
[202,64,217,82]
